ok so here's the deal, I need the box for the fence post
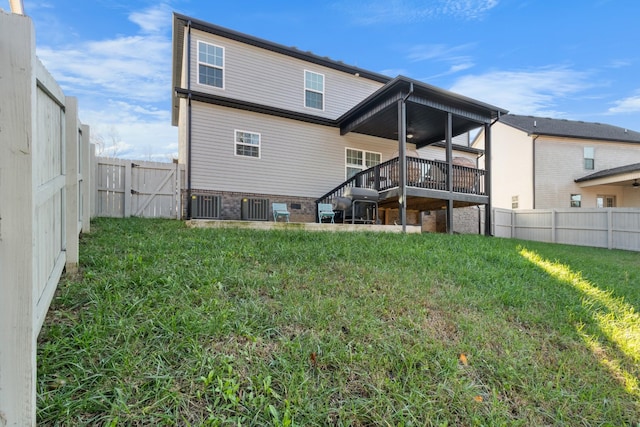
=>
[607,208,613,250]
[511,210,515,238]
[0,11,37,426]
[175,161,182,219]
[65,97,79,272]
[90,143,97,219]
[124,161,132,217]
[82,125,92,231]
[551,209,556,243]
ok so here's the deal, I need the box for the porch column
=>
[484,122,492,236]
[398,99,407,232]
[445,113,453,234]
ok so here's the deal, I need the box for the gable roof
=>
[172,13,391,125]
[171,13,508,148]
[499,114,640,144]
[338,76,507,147]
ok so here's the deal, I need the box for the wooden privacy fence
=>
[492,207,640,251]
[94,157,183,219]
[0,11,91,426]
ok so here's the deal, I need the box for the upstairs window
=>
[198,41,224,88]
[584,147,594,170]
[346,148,380,179]
[235,130,260,158]
[511,195,519,209]
[304,70,324,110]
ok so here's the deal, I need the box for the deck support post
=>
[484,122,492,236]
[398,99,407,232]
[445,112,453,234]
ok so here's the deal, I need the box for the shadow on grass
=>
[519,248,639,401]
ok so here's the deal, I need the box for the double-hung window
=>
[570,194,582,207]
[584,147,594,170]
[235,130,260,158]
[198,41,224,88]
[346,148,381,179]
[304,70,324,110]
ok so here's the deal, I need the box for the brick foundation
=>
[183,189,317,222]
[183,190,484,233]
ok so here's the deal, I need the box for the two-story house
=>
[473,114,640,210]
[171,13,507,232]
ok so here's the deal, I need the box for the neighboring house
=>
[171,13,506,232]
[473,114,640,210]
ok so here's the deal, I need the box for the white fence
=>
[0,11,91,426]
[492,207,640,251]
[94,157,183,219]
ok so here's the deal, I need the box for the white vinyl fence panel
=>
[493,207,640,251]
[0,11,91,426]
[94,157,183,218]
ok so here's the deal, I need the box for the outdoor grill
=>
[341,187,379,224]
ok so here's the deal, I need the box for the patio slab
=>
[186,220,422,233]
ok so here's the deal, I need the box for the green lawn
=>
[37,218,639,426]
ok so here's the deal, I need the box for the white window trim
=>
[304,70,325,111]
[345,147,381,179]
[197,40,225,89]
[234,129,261,159]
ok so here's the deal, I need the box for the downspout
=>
[398,82,414,233]
[532,135,539,209]
[186,20,193,219]
[476,152,484,235]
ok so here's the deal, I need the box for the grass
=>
[37,217,639,426]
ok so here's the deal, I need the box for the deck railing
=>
[316,156,485,204]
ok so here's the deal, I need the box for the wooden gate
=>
[95,158,183,218]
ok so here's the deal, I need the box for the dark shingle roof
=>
[575,163,640,182]
[499,114,640,144]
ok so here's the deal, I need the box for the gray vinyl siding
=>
[416,145,476,163]
[190,102,398,197]
[189,29,384,120]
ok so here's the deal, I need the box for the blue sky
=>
[16,0,640,160]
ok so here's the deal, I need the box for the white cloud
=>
[449,63,474,73]
[379,68,409,77]
[337,0,499,24]
[448,67,592,116]
[34,3,176,160]
[408,43,475,78]
[129,3,172,35]
[38,32,171,103]
[608,94,640,114]
[83,100,177,161]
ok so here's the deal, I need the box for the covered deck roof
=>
[338,76,507,147]
[575,163,640,188]
[334,76,507,233]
